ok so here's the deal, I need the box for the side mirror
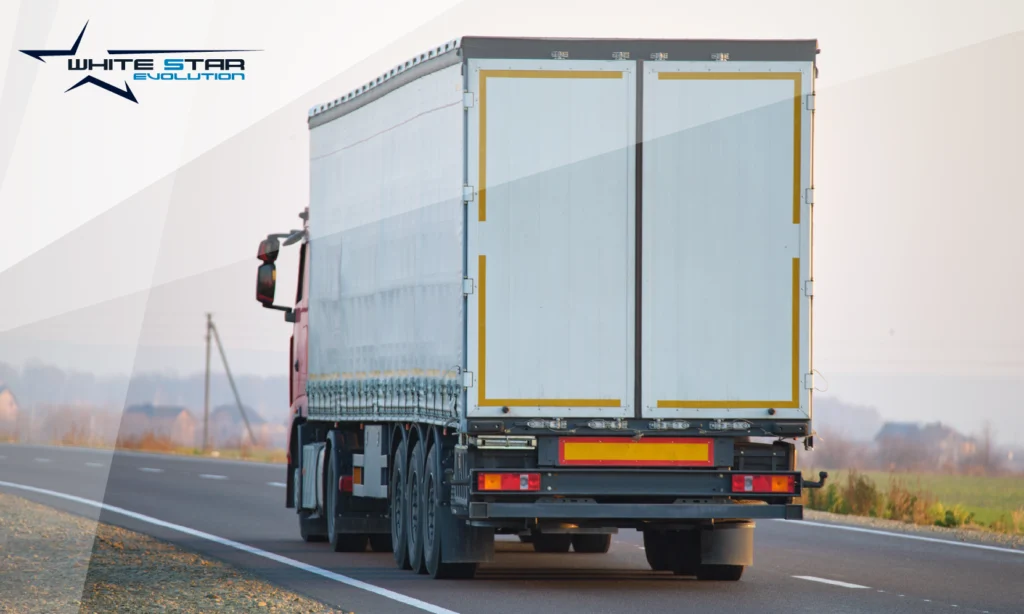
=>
[258,237,280,263]
[256,262,276,305]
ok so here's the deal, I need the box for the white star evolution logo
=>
[20,20,258,103]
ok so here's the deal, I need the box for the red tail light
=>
[477,473,541,491]
[340,476,353,493]
[732,474,795,494]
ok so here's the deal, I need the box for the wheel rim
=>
[425,472,436,548]
[409,472,419,540]
[327,463,335,537]
[392,469,403,536]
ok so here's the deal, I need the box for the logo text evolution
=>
[20,21,258,103]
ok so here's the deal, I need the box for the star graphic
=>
[20,21,138,103]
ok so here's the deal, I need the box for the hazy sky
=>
[1,0,1023,442]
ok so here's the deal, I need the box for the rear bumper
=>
[468,501,802,521]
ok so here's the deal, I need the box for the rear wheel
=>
[327,444,368,553]
[642,530,672,571]
[390,436,411,569]
[532,533,572,553]
[572,534,612,553]
[642,530,696,575]
[406,440,428,574]
[696,564,745,581]
[422,445,477,579]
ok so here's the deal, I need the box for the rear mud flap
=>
[440,503,494,564]
[701,521,755,566]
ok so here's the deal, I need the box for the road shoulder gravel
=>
[0,493,350,614]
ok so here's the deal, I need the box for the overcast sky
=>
[1,0,1023,443]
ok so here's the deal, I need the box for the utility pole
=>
[203,313,212,452]
[209,318,257,447]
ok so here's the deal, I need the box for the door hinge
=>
[805,187,814,205]
[463,91,474,109]
[804,280,814,297]
[462,278,474,295]
[806,93,815,110]
[804,373,815,390]
[462,371,474,388]
[463,185,475,202]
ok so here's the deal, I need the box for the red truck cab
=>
[255,209,310,508]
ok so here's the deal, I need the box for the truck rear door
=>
[466,59,636,419]
[640,60,813,421]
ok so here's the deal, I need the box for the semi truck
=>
[255,36,825,580]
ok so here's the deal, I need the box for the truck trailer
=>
[255,36,825,580]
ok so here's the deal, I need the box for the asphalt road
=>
[2,443,1021,614]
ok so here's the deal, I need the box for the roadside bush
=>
[806,482,845,514]
[1012,507,1024,534]
[117,432,175,452]
[932,503,975,528]
[885,476,936,525]
[842,470,880,516]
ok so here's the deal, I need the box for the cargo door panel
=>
[640,61,813,420]
[465,59,636,418]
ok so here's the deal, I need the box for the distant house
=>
[0,384,19,438]
[208,404,286,448]
[875,421,975,470]
[119,404,197,448]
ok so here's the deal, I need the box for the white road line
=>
[85,462,105,468]
[138,467,163,473]
[784,520,1024,555]
[267,482,287,488]
[199,474,227,480]
[34,458,51,463]
[0,480,459,614]
[0,443,281,468]
[793,576,870,589]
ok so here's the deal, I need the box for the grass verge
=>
[799,469,1024,535]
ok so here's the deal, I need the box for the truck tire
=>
[642,530,672,571]
[642,530,696,575]
[422,444,477,579]
[369,534,393,553]
[695,564,745,581]
[390,436,411,569]
[571,534,612,554]
[532,533,572,553]
[327,449,368,552]
[298,510,327,543]
[406,439,428,574]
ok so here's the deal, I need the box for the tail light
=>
[731,474,795,494]
[477,473,541,492]
[340,476,353,493]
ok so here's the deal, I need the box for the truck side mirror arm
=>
[261,303,296,323]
